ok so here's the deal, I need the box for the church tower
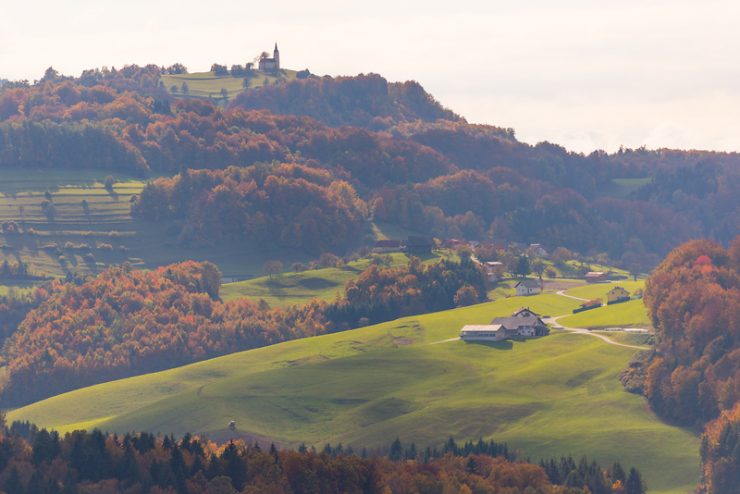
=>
[273,43,280,70]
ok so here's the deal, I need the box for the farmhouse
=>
[584,271,608,283]
[460,308,549,341]
[258,43,280,72]
[515,278,541,296]
[405,235,434,255]
[483,261,505,282]
[373,239,401,253]
[526,243,548,258]
[607,286,630,304]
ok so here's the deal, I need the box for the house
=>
[460,308,549,341]
[511,307,539,318]
[373,239,401,253]
[483,261,505,282]
[405,235,434,255]
[584,271,608,283]
[491,310,549,338]
[258,43,280,72]
[607,286,630,304]
[515,278,541,296]
[526,243,548,258]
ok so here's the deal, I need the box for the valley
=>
[8,283,698,494]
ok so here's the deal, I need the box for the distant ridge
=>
[232,73,460,129]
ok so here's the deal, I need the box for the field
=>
[221,253,413,306]
[559,299,651,328]
[0,169,334,280]
[9,291,698,493]
[161,69,298,103]
[605,177,652,198]
[562,280,645,301]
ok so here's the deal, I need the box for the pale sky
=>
[1,0,739,153]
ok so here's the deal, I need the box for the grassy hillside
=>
[559,300,650,328]
[221,253,412,306]
[9,292,698,493]
[0,169,328,279]
[557,281,650,328]
[161,69,298,103]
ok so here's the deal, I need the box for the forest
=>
[639,236,739,493]
[0,66,737,262]
[0,421,645,494]
[0,257,486,406]
[132,164,368,253]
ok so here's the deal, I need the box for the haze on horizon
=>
[1,0,738,154]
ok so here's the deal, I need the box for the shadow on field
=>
[464,340,514,350]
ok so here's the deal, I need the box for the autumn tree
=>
[263,260,283,279]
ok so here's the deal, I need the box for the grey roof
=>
[490,315,545,328]
[515,278,540,288]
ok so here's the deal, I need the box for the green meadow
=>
[562,280,645,301]
[161,69,298,103]
[557,280,651,329]
[559,299,651,328]
[221,253,412,306]
[9,291,698,494]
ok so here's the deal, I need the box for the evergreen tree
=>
[625,467,646,494]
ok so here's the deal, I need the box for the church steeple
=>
[273,43,280,69]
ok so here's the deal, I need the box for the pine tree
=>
[625,467,646,494]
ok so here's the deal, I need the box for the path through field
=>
[548,289,651,350]
[431,288,651,351]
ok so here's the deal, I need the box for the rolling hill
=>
[8,290,697,494]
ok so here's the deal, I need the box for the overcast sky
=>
[1,0,738,153]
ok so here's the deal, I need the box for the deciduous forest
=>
[1,67,737,261]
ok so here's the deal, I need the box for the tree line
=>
[132,164,368,254]
[1,66,737,262]
[638,236,739,493]
[0,421,645,494]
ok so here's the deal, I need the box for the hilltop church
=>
[259,43,280,72]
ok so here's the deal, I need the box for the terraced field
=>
[9,291,698,494]
[0,169,316,279]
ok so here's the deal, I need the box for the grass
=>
[8,292,698,493]
[221,253,412,306]
[606,177,652,198]
[0,281,36,297]
[562,280,645,301]
[559,300,651,328]
[593,331,653,346]
[161,69,298,104]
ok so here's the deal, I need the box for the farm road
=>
[429,287,651,351]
